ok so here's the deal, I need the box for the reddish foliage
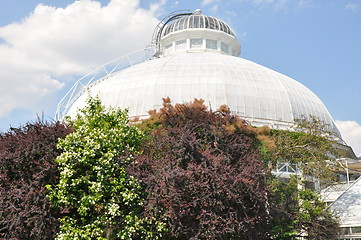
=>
[130,100,272,239]
[0,121,71,239]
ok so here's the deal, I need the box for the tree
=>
[129,99,273,239]
[271,115,342,184]
[296,182,339,239]
[135,103,340,239]
[270,177,339,240]
[0,121,71,239]
[47,96,165,240]
[270,116,341,239]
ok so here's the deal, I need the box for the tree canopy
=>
[271,115,342,184]
[269,116,341,239]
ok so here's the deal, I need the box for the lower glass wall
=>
[337,226,361,239]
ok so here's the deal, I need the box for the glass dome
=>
[66,52,341,138]
[162,10,235,37]
[59,10,343,141]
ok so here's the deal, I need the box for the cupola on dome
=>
[56,10,343,141]
[153,10,241,57]
[162,9,236,37]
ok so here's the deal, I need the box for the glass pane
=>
[193,16,200,28]
[352,227,361,233]
[204,16,209,28]
[178,17,186,31]
[221,42,228,53]
[164,25,170,36]
[199,16,204,28]
[214,19,220,31]
[219,21,225,32]
[189,16,195,28]
[340,227,350,235]
[209,17,215,29]
[206,39,217,49]
[224,24,231,35]
[175,40,186,50]
[287,165,296,173]
[164,44,172,55]
[190,38,202,48]
[174,20,180,31]
[279,165,287,172]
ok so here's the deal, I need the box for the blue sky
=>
[0,0,360,155]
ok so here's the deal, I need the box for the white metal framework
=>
[331,176,361,239]
[162,10,235,37]
[55,47,155,120]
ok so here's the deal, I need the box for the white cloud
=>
[171,1,179,8]
[0,0,160,119]
[201,0,215,6]
[241,0,314,9]
[239,0,274,8]
[201,0,219,13]
[336,120,361,157]
[210,4,219,12]
[297,0,314,9]
[345,3,359,12]
[275,0,288,10]
[252,0,275,4]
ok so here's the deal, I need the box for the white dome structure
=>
[57,10,341,138]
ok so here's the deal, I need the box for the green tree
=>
[296,182,339,239]
[48,96,165,240]
[270,116,341,239]
[271,115,342,185]
[270,177,339,240]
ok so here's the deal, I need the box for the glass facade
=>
[163,38,234,56]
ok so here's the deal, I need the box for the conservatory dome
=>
[57,10,342,139]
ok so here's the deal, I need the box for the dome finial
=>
[194,9,202,15]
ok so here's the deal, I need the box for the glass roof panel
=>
[162,14,235,37]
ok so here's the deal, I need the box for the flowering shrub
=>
[48,96,165,240]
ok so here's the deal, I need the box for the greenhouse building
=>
[56,9,361,239]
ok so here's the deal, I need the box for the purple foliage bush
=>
[0,121,71,239]
[130,99,272,239]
